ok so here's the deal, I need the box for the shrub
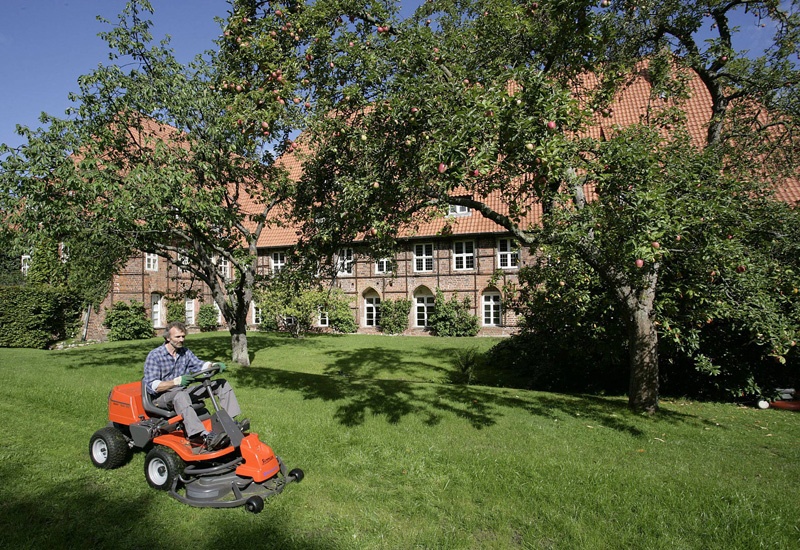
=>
[380,298,411,334]
[197,304,219,332]
[0,285,81,348]
[429,289,479,337]
[166,299,185,324]
[103,300,153,341]
[452,345,482,385]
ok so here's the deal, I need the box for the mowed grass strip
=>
[1,332,798,549]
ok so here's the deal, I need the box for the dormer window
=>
[448,204,471,217]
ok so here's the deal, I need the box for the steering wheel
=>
[192,363,223,382]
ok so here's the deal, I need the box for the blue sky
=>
[0,1,782,150]
[0,1,228,149]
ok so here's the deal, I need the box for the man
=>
[144,321,243,451]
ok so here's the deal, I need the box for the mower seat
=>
[141,379,207,419]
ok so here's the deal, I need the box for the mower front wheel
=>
[89,426,131,470]
[144,447,184,491]
[245,495,264,514]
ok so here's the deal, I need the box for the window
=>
[448,204,471,217]
[375,258,393,275]
[414,243,434,272]
[21,255,30,277]
[214,302,223,325]
[483,292,502,327]
[498,238,519,269]
[364,296,381,327]
[253,303,264,325]
[271,251,286,273]
[145,253,158,272]
[177,253,190,273]
[217,257,230,281]
[337,248,354,275]
[453,241,475,270]
[60,243,69,263]
[318,309,329,327]
[185,298,195,325]
[150,293,163,328]
[415,294,435,327]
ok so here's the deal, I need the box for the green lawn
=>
[1,332,798,549]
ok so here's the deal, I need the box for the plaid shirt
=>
[143,344,206,395]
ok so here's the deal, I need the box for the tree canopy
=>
[216,0,800,410]
[0,0,302,364]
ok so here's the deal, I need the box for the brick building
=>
[62,67,800,340]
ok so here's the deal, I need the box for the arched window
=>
[363,289,381,327]
[414,287,435,327]
[482,290,502,327]
[150,293,164,328]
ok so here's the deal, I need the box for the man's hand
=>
[173,374,195,387]
[213,362,227,373]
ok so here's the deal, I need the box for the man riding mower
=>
[89,364,303,513]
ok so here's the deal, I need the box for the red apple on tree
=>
[635,259,644,268]
[438,163,448,174]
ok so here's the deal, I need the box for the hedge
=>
[0,285,81,348]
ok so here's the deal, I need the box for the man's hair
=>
[163,321,187,341]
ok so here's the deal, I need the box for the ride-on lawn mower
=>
[89,365,303,513]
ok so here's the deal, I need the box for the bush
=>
[103,300,153,341]
[428,289,479,337]
[0,285,81,348]
[166,299,185,324]
[452,346,482,385]
[197,304,220,332]
[380,298,411,334]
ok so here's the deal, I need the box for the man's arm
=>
[144,347,184,394]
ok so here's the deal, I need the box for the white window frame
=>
[375,258,393,275]
[271,251,286,273]
[145,253,158,272]
[177,253,190,273]
[214,302,223,325]
[453,241,475,271]
[60,243,69,264]
[364,296,381,327]
[151,293,163,328]
[217,257,230,281]
[253,303,264,325]
[415,295,435,327]
[448,204,471,217]
[498,238,519,269]
[414,243,434,273]
[21,254,31,277]
[318,309,329,327]
[185,298,195,326]
[337,247,354,276]
[483,292,502,327]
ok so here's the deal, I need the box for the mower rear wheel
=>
[144,447,184,491]
[89,426,131,470]
[288,468,305,483]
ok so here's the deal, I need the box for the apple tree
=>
[214,0,800,410]
[0,0,302,364]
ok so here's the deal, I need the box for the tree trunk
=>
[230,325,250,366]
[626,299,659,413]
[229,298,250,366]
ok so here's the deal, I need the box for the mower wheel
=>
[89,426,131,470]
[245,495,264,514]
[288,468,305,483]
[144,447,184,491]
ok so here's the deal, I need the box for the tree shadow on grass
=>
[233,361,705,436]
[0,465,335,549]
[59,331,279,371]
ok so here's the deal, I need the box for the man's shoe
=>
[236,418,250,433]
[203,431,229,451]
